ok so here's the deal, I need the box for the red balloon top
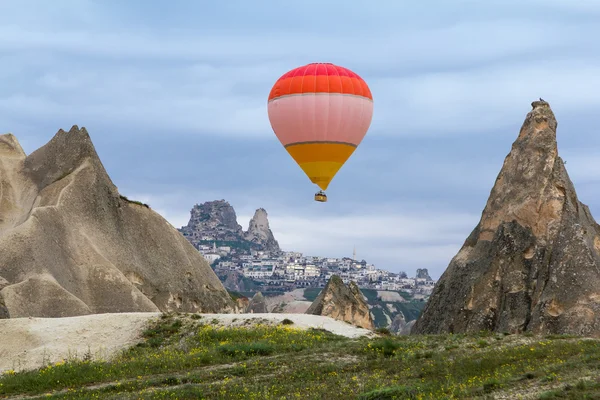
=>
[268,63,373,102]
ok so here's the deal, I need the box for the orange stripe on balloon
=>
[268,75,372,101]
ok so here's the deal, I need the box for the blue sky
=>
[2,0,600,279]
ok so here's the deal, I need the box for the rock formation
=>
[390,313,415,335]
[306,275,374,330]
[235,296,250,313]
[416,268,432,281]
[246,292,268,313]
[179,200,244,242]
[217,270,259,292]
[244,208,280,252]
[412,100,600,337]
[0,126,235,318]
[179,202,280,253]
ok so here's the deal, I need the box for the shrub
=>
[375,327,391,336]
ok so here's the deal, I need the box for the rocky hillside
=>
[179,200,280,253]
[413,100,600,337]
[0,126,235,318]
[234,286,426,330]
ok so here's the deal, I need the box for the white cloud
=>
[1,6,600,138]
[4,55,600,140]
[369,59,600,136]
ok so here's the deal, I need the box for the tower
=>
[353,246,356,261]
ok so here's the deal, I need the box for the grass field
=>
[1,313,600,399]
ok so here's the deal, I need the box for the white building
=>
[243,264,275,279]
[304,264,321,277]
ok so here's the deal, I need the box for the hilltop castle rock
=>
[0,126,235,318]
[179,200,243,242]
[412,100,600,337]
[179,201,280,253]
[416,268,432,281]
[306,275,375,330]
[244,208,280,252]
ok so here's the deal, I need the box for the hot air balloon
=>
[267,62,374,202]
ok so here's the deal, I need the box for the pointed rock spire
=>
[412,100,600,337]
[306,275,374,330]
[246,291,268,313]
[244,208,280,252]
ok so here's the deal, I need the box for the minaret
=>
[353,246,356,261]
[212,242,217,252]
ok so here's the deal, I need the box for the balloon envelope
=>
[267,62,373,191]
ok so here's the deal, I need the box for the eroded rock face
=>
[0,126,235,318]
[389,313,406,334]
[412,100,600,337]
[244,208,280,252]
[234,296,250,313]
[416,269,432,281]
[180,200,244,241]
[246,292,268,313]
[217,270,259,293]
[306,275,374,330]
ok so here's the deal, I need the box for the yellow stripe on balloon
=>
[285,142,357,190]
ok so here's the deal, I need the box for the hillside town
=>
[179,200,437,296]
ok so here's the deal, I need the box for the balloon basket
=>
[314,192,327,202]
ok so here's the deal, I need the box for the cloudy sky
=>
[2,0,600,279]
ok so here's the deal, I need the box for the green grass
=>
[396,301,426,321]
[2,314,600,399]
[119,195,150,208]
[360,288,379,302]
[303,288,322,302]
[370,306,389,328]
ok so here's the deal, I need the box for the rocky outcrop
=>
[412,100,600,337]
[399,320,415,335]
[416,268,432,281]
[179,202,280,253]
[390,313,415,335]
[306,275,374,330]
[234,296,250,313]
[0,126,235,318]
[389,313,407,333]
[217,270,259,292]
[244,208,280,252]
[246,292,268,313]
[179,200,243,242]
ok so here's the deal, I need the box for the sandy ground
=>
[264,288,311,313]
[200,313,376,339]
[0,312,375,374]
[0,312,162,374]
